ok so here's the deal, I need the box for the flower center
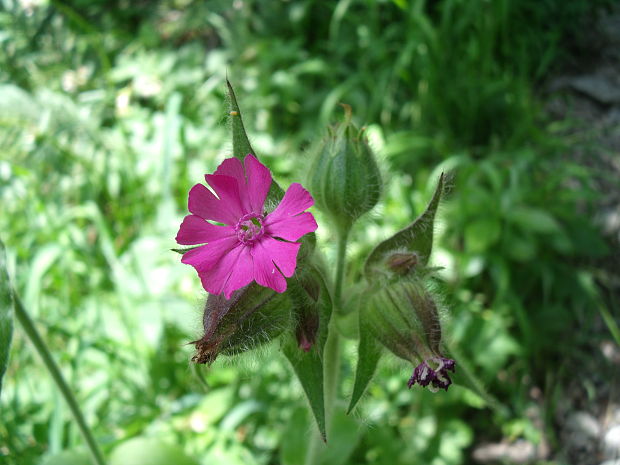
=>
[235,213,265,244]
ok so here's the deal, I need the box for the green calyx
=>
[360,277,443,364]
[192,283,292,365]
[307,104,382,234]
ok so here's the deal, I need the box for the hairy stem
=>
[13,292,106,465]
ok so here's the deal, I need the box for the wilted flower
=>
[362,277,456,392]
[408,356,455,392]
[176,154,318,298]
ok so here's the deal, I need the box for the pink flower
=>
[176,154,318,298]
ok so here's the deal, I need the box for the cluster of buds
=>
[177,85,454,424]
[303,105,454,394]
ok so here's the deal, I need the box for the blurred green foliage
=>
[0,0,616,464]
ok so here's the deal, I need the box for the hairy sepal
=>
[192,282,291,365]
[364,173,444,279]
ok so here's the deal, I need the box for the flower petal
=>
[196,244,252,298]
[251,239,288,293]
[265,211,317,242]
[188,183,237,225]
[205,174,245,219]
[214,157,251,212]
[266,183,314,225]
[181,235,239,272]
[221,246,254,299]
[176,215,235,245]
[258,236,301,277]
[245,154,272,214]
[214,157,245,184]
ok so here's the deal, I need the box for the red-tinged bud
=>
[191,283,291,365]
[386,252,419,275]
[296,310,319,352]
[292,272,322,352]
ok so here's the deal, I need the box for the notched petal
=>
[244,154,272,214]
[268,183,314,222]
[265,211,318,242]
[176,215,234,245]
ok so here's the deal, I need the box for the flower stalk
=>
[13,292,106,465]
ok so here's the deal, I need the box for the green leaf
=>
[282,266,333,441]
[226,79,284,206]
[226,78,255,162]
[0,239,13,398]
[284,345,326,439]
[170,245,200,255]
[347,317,382,414]
[364,173,445,278]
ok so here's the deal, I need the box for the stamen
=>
[235,213,265,244]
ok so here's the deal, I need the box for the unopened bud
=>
[192,283,291,365]
[386,252,419,275]
[296,310,319,352]
[361,277,455,391]
[292,273,322,352]
[307,104,382,232]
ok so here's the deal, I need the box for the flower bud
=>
[192,283,291,365]
[386,251,419,275]
[292,272,321,352]
[307,104,382,232]
[295,309,319,352]
[361,277,455,391]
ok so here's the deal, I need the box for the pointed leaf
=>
[283,344,326,440]
[347,317,382,413]
[227,78,255,162]
[170,245,200,255]
[364,173,444,278]
[0,239,13,397]
[226,79,284,203]
[282,265,333,440]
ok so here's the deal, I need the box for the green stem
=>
[323,317,341,424]
[305,229,349,465]
[325,228,348,417]
[13,292,106,465]
[333,229,349,309]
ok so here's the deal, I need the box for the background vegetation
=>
[1,0,618,464]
